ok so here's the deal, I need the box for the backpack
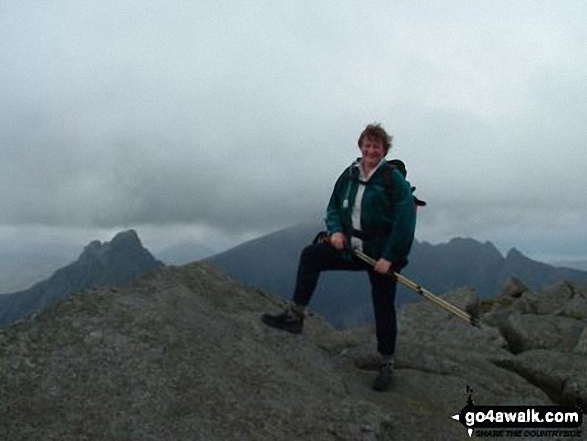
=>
[385,159,427,208]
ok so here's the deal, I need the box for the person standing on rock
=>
[262,123,417,391]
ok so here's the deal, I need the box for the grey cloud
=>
[1,1,586,260]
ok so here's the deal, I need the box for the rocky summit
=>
[1,263,586,440]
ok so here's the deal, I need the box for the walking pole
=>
[350,248,480,327]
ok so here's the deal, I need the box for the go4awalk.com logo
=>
[451,387,586,438]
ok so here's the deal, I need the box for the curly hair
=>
[357,124,393,153]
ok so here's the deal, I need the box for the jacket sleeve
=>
[325,171,347,234]
[381,169,417,262]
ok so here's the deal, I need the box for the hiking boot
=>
[261,307,304,334]
[372,359,394,392]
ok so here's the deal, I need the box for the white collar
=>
[354,157,387,180]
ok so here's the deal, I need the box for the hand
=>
[374,258,392,274]
[329,232,347,250]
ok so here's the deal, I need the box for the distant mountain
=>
[0,252,73,294]
[156,241,217,265]
[0,230,164,327]
[0,242,81,294]
[208,224,587,328]
[496,248,587,291]
[405,240,587,299]
[405,237,504,297]
[551,260,587,272]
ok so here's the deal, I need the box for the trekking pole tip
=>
[464,298,482,328]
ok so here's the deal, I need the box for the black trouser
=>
[292,243,399,356]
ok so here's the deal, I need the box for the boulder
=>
[502,277,530,298]
[529,281,582,315]
[554,294,587,321]
[491,350,587,405]
[397,288,508,355]
[497,313,585,354]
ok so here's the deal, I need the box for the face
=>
[359,136,386,168]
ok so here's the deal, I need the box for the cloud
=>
[1,1,586,259]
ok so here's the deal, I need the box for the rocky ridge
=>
[0,230,164,327]
[0,263,586,440]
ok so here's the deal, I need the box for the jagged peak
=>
[506,247,525,260]
[448,236,478,244]
[79,230,146,259]
[110,229,142,247]
[83,240,102,253]
[448,236,492,247]
[441,237,503,258]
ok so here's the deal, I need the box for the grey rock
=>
[499,313,585,354]
[502,277,530,298]
[529,281,583,315]
[398,288,509,355]
[575,327,587,354]
[509,294,537,314]
[555,294,587,321]
[491,350,587,405]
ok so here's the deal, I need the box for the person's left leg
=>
[367,269,398,391]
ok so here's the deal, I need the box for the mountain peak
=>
[0,230,164,328]
[80,229,148,261]
[506,247,525,260]
[110,229,142,247]
[83,239,102,253]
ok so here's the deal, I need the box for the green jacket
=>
[325,159,417,264]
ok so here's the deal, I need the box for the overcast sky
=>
[1,0,586,261]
